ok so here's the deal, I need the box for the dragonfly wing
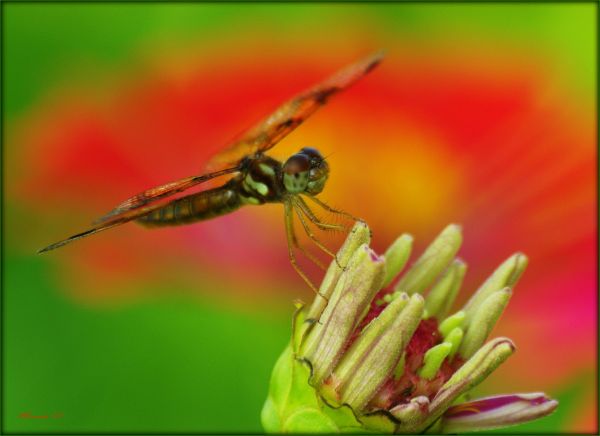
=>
[207,50,385,169]
[39,196,184,254]
[38,221,125,253]
[36,164,240,255]
[92,165,241,225]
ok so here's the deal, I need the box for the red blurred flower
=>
[7,46,595,402]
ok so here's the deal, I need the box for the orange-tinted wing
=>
[37,195,184,253]
[207,50,385,170]
[92,165,241,226]
[38,166,241,253]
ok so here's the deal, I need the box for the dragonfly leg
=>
[288,212,327,271]
[295,196,347,232]
[304,195,362,223]
[294,198,344,269]
[284,201,329,301]
[292,198,340,268]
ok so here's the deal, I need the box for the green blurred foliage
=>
[6,256,290,432]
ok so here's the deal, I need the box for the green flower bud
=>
[394,224,462,295]
[334,294,424,410]
[419,342,452,380]
[438,310,466,337]
[425,259,467,319]
[262,224,556,434]
[382,233,413,287]
[462,253,527,325]
[302,244,385,384]
[306,221,371,321]
[459,288,512,359]
[444,327,464,358]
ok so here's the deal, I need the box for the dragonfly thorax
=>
[239,148,329,205]
[282,147,329,195]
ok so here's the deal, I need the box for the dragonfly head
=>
[282,147,329,195]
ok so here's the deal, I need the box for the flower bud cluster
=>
[262,222,557,433]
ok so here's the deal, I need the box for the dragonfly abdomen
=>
[137,184,242,227]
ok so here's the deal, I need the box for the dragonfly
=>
[39,50,384,294]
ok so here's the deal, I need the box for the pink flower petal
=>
[441,392,558,433]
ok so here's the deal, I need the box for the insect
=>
[39,51,384,294]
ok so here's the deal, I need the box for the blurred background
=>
[4,3,596,433]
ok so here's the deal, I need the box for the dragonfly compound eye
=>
[283,154,310,194]
[299,147,323,162]
[306,158,329,195]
